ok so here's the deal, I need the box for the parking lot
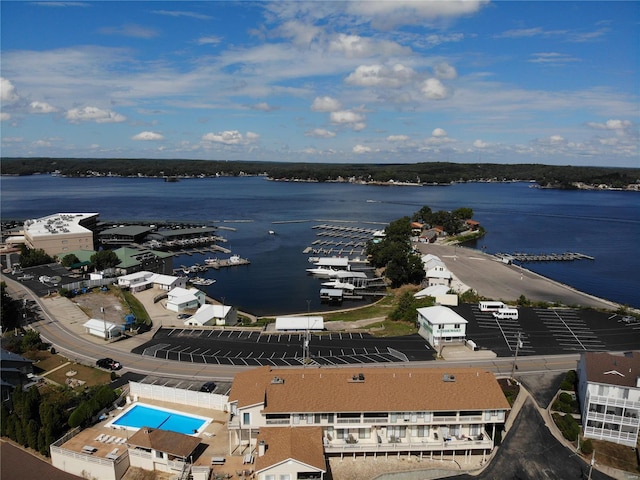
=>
[132,305,640,366]
[454,304,640,357]
[132,329,436,366]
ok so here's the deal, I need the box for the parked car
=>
[177,313,191,319]
[621,315,635,324]
[96,358,122,370]
[200,381,216,393]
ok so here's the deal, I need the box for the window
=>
[359,428,370,439]
[454,324,460,329]
[155,450,164,459]
[243,412,250,425]
[279,475,291,480]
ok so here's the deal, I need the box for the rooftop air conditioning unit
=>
[443,374,456,382]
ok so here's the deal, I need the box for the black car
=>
[200,381,216,393]
[96,358,122,370]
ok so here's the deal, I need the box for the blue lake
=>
[2,175,638,314]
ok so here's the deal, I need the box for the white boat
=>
[229,254,241,264]
[204,258,218,265]
[268,230,275,235]
[306,267,341,278]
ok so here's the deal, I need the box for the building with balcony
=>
[577,351,640,447]
[227,366,510,480]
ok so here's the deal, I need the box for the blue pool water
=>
[110,404,209,434]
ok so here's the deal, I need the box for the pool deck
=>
[59,398,246,475]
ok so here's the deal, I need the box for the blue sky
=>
[1,1,638,166]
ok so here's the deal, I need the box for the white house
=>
[416,306,467,348]
[414,284,458,306]
[118,271,186,293]
[577,351,640,447]
[421,254,452,287]
[228,365,510,480]
[83,319,121,340]
[185,304,237,327]
[166,287,205,313]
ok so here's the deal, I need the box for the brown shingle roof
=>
[229,366,510,412]
[582,351,640,388]
[127,428,201,458]
[255,427,326,473]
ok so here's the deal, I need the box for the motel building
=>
[416,305,468,349]
[228,365,511,479]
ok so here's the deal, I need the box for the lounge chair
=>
[94,433,106,442]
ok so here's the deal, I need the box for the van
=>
[492,308,519,320]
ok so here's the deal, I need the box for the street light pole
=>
[510,331,523,380]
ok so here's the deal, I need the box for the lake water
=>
[2,175,638,314]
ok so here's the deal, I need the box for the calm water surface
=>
[2,175,638,314]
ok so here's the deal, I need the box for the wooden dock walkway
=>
[496,252,595,263]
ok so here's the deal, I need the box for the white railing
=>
[586,412,640,426]
[337,418,361,424]
[584,427,637,443]
[588,395,640,409]
[265,419,291,425]
[323,436,493,453]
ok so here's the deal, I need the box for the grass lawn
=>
[23,350,112,389]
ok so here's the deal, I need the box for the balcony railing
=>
[323,434,493,454]
[588,395,640,410]
[586,412,640,426]
[265,419,291,425]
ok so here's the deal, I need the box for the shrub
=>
[559,392,573,403]
[560,370,577,391]
[581,438,594,455]
[553,412,580,441]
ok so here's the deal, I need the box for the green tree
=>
[19,245,54,268]
[61,253,80,268]
[452,207,473,220]
[91,250,120,270]
[1,282,22,332]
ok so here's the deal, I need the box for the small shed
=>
[275,316,324,331]
[320,288,343,302]
[83,319,121,340]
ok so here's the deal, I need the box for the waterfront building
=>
[185,304,237,327]
[23,213,99,257]
[413,284,458,306]
[166,287,205,313]
[118,270,186,293]
[421,254,452,287]
[577,351,640,447]
[416,306,468,349]
[113,247,174,276]
[228,365,510,479]
[99,225,154,247]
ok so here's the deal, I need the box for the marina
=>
[495,252,595,263]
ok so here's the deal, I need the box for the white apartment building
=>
[577,351,640,447]
[228,366,510,480]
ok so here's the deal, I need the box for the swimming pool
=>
[106,403,211,435]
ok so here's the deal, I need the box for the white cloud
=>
[0,112,11,121]
[549,135,565,144]
[250,102,278,112]
[196,35,222,45]
[1,77,20,103]
[353,144,372,154]
[311,96,341,112]
[434,63,457,80]
[387,134,409,142]
[328,33,409,58]
[202,130,259,145]
[432,128,447,137]
[152,10,212,20]
[29,101,57,113]
[529,52,579,65]
[586,119,632,130]
[346,0,489,29]
[98,24,159,39]
[65,106,127,123]
[306,128,336,138]
[277,20,322,46]
[330,110,365,124]
[473,139,489,148]
[421,78,448,100]
[132,131,164,141]
[345,64,416,88]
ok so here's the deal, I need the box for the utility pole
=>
[587,450,595,480]
[510,331,523,380]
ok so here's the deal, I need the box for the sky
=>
[1,1,638,167]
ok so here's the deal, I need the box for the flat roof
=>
[417,305,468,325]
[24,213,98,238]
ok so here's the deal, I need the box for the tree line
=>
[2,157,639,188]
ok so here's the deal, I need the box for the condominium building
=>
[228,366,510,480]
[577,351,640,447]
